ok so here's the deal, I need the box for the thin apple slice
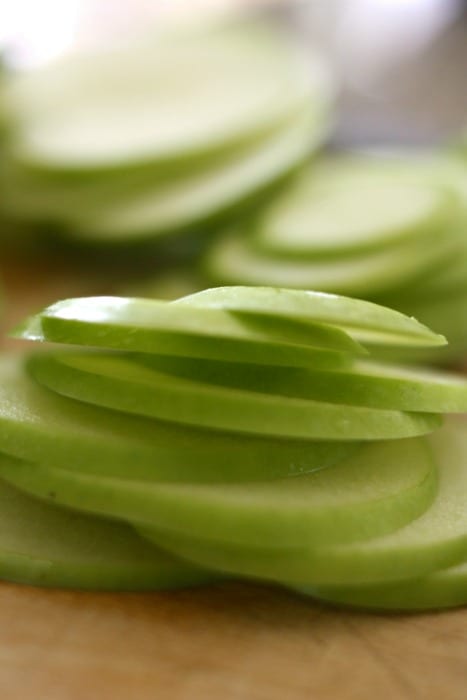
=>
[70,108,322,242]
[14,295,367,369]
[2,107,321,242]
[203,229,459,300]
[132,354,467,413]
[0,356,355,482]
[292,559,467,611]
[0,456,212,591]
[250,160,456,257]
[1,114,293,224]
[27,351,441,440]
[178,286,446,347]
[7,20,320,172]
[137,419,467,586]
[201,152,465,301]
[0,436,437,549]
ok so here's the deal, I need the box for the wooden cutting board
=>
[0,251,466,700]
[1,580,467,700]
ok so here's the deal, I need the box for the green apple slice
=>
[138,419,467,586]
[203,229,459,299]
[2,107,322,241]
[130,354,467,413]
[0,436,437,549]
[0,155,173,224]
[13,295,366,369]
[0,457,212,591]
[178,286,446,347]
[250,160,456,257]
[1,117,291,223]
[292,559,467,611]
[271,150,467,199]
[8,20,325,172]
[70,108,323,241]
[0,356,356,482]
[27,351,441,440]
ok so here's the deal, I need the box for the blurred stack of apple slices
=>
[0,18,331,246]
[205,153,467,363]
[0,287,467,609]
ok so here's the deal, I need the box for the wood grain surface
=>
[0,250,466,700]
[0,581,466,700]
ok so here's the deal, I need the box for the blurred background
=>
[0,0,466,361]
[2,0,466,141]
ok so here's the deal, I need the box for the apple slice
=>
[203,228,459,299]
[0,356,354,482]
[3,107,321,242]
[8,19,323,173]
[201,152,464,297]
[181,287,444,348]
[131,354,467,413]
[136,353,467,412]
[27,351,442,440]
[137,418,467,586]
[0,436,437,549]
[0,455,212,590]
[1,110,302,223]
[250,162,455,257]
[292,559,467,611]
[14,295,366,369]
[71,108,322,242]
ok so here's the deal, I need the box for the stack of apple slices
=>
[204,153,467,363]
[2,286,467,610]
[0,18,330,245]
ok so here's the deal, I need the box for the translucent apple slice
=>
[178,286,445,347]
[0,437,437,549]
[266,150,467,202]
[134,355,467,413]
[0,356,356,482]
[203,230,459,299]
[292,559,467,611]
[0,457,212,591]
[137,419,467,586]
[250,160,456,257]
[27,351,441,440]
[8,19,326,172]
[130,354,467,413]
[14,295,366,369]
[2,107,323,241]
[70,108,323,242]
